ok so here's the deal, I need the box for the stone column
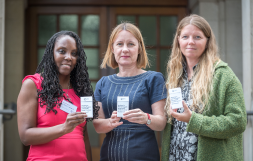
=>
[189,0,253,160]
[242,0,253,160]
[189,0,243,82]
[4,0,25,160]
[0,0,4,160]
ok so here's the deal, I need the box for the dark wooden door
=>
[25,2,187,161]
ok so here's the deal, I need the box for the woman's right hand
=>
[93,103,123,133]
[62,112,87,134]
[109,111,123,128]
[170,100,192,123]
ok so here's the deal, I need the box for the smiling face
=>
[178,24,208,62]
[112,30,139,68]
[53,35,78,77]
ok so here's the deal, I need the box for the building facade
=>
[0,0,252,161]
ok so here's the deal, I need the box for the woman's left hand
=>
[122,108,148,124]
[170,100,192,123]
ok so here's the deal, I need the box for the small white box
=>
[81,96,93,118]
[117,96,129,117]
[169,88,183,109]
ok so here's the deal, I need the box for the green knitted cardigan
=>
[161,61,247,161]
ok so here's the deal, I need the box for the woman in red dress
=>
[17,31,99,161]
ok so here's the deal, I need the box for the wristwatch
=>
[146,113,151,125]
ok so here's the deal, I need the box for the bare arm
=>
[92,102,123,133]
[17,79,87,146]
[123,99,167,131]
[84,125,92,161]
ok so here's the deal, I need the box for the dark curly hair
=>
[36,31,99,121]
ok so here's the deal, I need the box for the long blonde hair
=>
[101,22,149,69]
[165,14,220,122]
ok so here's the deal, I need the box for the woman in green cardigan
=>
[161,14,247,161]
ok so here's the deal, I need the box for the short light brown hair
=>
[101,22,149,69]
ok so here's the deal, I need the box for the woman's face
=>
[53,35,78,76]
[178,24,208,62]
[112,30,139,68]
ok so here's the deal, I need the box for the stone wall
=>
[0,0,5,160]
[242,0,253,160]
[189,0,253,160]
[4,0,25,160]
[189,0,243,82]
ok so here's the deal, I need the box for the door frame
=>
[0,0,5,160]
[25,4,188,161]
[108,6,187,150]
[25,6,108,161]
[109,7,187,74]
[25,6,107,76]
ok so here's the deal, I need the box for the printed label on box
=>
[117,96,129,117]
[81,96,93,118]
[169,88,183,109]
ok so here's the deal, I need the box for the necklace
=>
[66,81,71,101]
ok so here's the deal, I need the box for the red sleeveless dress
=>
[23,73,87,161]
